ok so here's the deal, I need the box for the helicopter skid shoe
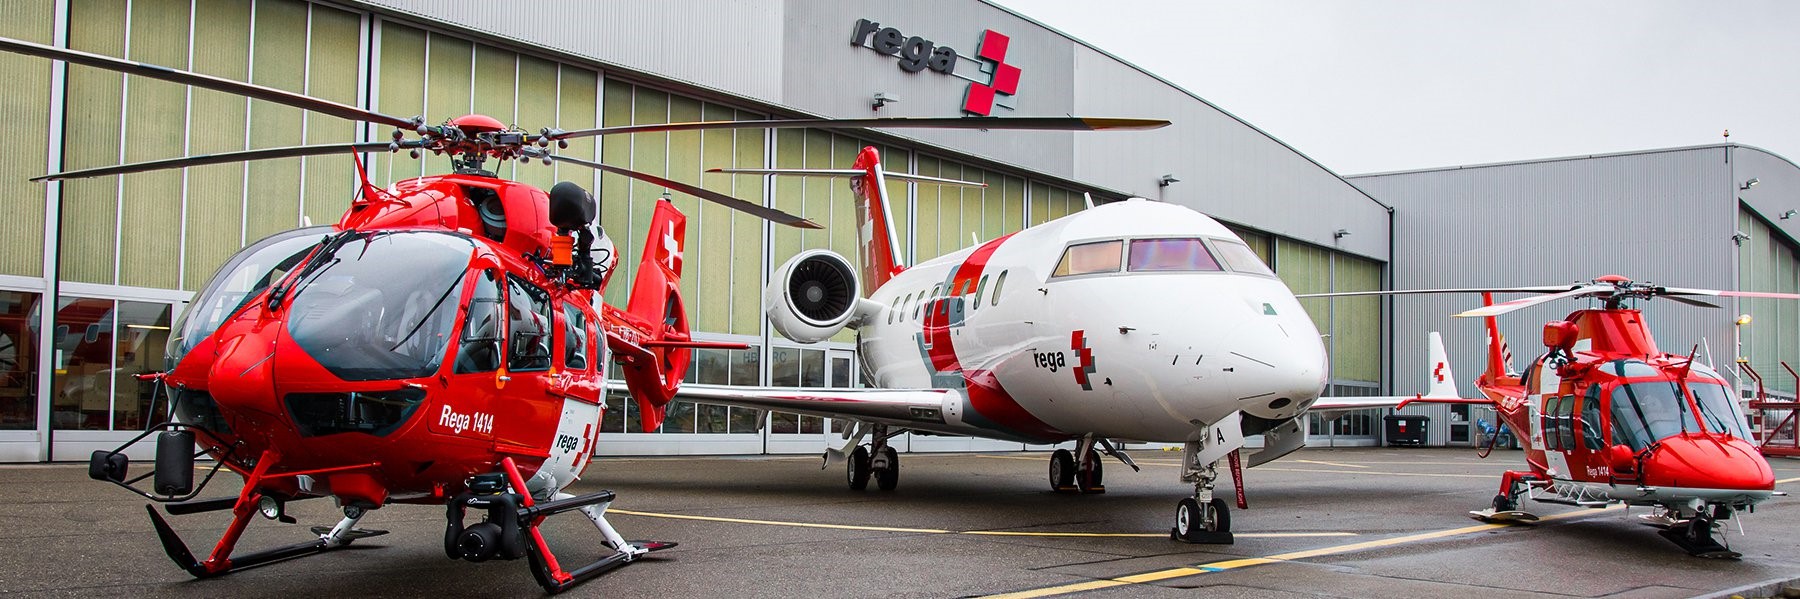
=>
[1657,519,1740,559]
[1469,508,1540,524]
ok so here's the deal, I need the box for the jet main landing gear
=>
[1049,435,1117,494]
[846,424,903,491]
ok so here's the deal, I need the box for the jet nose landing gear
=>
[1171,413,1244,544]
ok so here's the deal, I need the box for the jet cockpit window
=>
[1051,240,1122,278]
[1214,240,1275,277]
[1127,238,1221,272]
[285,231,473,381]
[1691,381,1750,439]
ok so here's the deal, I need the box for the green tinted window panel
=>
[942,162,971,257]
[61,0,128,284]
[299,4,361,233]
[1027,181,1050,227]
[1001,175,1024,237]
[0,0,54,277]
[666,94,703,330]
[800,130,832,255]
[1277,238,1331,337]
[422,32,471,176]
[769,128,804,269]
[626,87,669,315]
[471,44,515,179]
[181,0,252,290]
[510,54,559,192]
[243,0,308,243]
[911,156,940,260]
[373,22,426,185]
[694,103,735,334]
[729,116,765,336]
[597,79,632,308]
[1331,253,1382,383]
[877,144,910,259]
[826,134,860,343]
[553,65,598,189]
[118,0,191,289]
[979,169,1003,242]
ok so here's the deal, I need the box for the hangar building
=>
[0,0,1394,461]
[1355,144,1800,446]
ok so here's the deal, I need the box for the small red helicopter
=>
[0,36,1166,592]
[1324,276,1790,558]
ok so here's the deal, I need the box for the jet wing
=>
[602,381,994,437]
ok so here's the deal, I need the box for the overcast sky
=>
[995,1,1800,176]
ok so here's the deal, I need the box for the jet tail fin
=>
[1426,331,1457,398]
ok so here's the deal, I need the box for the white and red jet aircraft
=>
[619,146,1438,542]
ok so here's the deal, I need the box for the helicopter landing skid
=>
[141,450,384,578]
[497,458,675,594]
[1469,509,1540,524]
[1655,518,1740,559]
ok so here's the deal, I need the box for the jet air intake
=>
[766,250,860,343]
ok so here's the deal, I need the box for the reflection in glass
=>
[113,301,172,430]
[1051,240,1122,277]
[51,297,115,430]
[0,291,38,430]
[286,232,473,381]
[1127,238,1220,272]
[169,226,328,367]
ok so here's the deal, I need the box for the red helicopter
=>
[0,36,1166,592]
[1321,275,1790,558]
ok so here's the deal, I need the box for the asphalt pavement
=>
[1,447,1796,598]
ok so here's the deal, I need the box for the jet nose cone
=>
[1232,318,1329,421]
[1643,435,1775,491]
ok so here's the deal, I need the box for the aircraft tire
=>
[1174,498,1203,540]
[875,446,900,491]
[848,446,871,490]
[1049,449,1076,491]
[1208,498,1231,533]
[1078,450,1104,494]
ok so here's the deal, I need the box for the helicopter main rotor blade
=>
[1454,285,1612,318]
[1659,294,1720,309]
[546,154,822,230]
[1296,286,1577,299]
[34,141,416,182]
[0,36,416,129]
[1659,287,1800,300]
[543,116,1170,142]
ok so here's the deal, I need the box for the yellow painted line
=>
[976,505,1625,599]
[1291,459,1368,469]
[1777,476,1800,485]
[612,509,1354,539]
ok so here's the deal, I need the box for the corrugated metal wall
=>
[1352,146,1766,444]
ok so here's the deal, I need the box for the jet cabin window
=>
[1127,238,1222,272]
[1051,240,1122,278]
[506,275,554,372]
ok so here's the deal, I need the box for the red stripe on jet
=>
[919,233,1064,441]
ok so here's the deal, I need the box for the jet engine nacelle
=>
[765,250,862,344]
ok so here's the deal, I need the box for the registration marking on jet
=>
[610,509,1354,539]
[977,505,1627,599]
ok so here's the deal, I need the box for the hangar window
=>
[1051,240,1122,278]
[1128,238,1221,272]
[1214,240,1275,277]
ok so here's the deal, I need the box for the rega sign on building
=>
[850,18,1021,116]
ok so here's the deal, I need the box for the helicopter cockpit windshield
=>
[1606,360,1750,450]
[285,231,475,381]
[166,226,332,368]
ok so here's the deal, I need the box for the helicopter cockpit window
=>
[1541,395,1563,451]
[563,303,590,371]
[1599,360,1660,378]
[455,269,503,374]
[1051,240,1122,278]
[286,232,474,381]
[1127,238,1221,272]
[1690,381,1750,439]
[1609,380,1690,451]
[1214,240,1275,277]
[1580,384,1605,450]
[168,226,331,367]
[507,275,554,372]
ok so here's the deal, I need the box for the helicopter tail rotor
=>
[610,199,694,432]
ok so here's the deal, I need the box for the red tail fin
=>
[614,199,691,432]
[851,147,904,295]
[1480,292,1511,385]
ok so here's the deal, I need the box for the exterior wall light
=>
[1741,178,1759,190]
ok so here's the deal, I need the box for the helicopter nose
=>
[1641,435,1775,491]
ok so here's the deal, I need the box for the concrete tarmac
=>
[2,447,1796,598]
